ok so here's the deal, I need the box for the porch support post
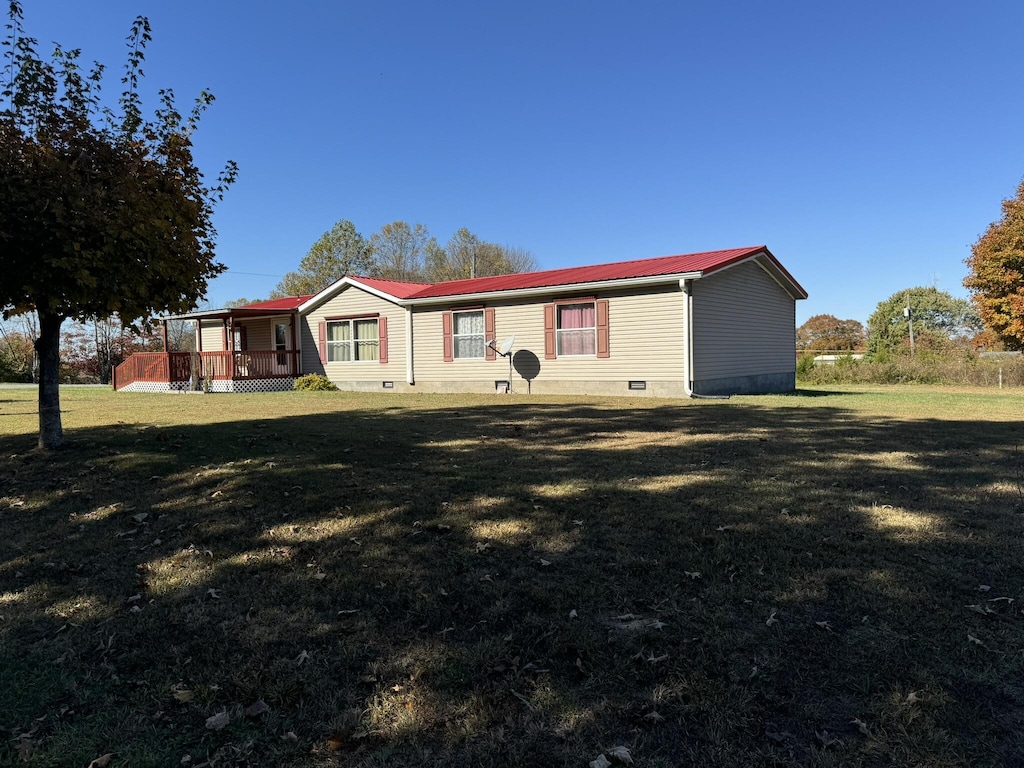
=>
[197,320,203,352]
[290,312,299,374]
[226,318,235,379]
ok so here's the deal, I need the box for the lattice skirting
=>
[119,378,296,393]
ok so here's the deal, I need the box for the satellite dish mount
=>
[488,335,516,393]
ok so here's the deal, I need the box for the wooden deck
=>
[113,351,301,391]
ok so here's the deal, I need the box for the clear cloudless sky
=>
[20,0,1024,325]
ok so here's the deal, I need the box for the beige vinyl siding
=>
[301,285,406,380]
[198,320,226,351]
[238,318,272,350]
[412,285,686,390]
[691,260,796,380]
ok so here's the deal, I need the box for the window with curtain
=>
[453,310,485,359]
[556,302,596,355]
[327,318,379,361]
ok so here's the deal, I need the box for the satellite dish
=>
[499,336,515,356]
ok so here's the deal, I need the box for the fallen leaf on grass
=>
[589,756,612,768]
[244,699,270,717]
[979,584,991,592]
[539,558,551,567]
[815,729,839,747]
[607,745,634,764]
[851,718,871,736]
[815,621,834,633]
[967,633,984,646]
[87,754,116,768]
[206,588,223,599]
[765,729,793,743]
[132,513,148,523]
[171,684,194,703]
[569,609,578,619]
[205,711,230,730]
[475,542,492,553]
[904,691,922,705]
[325,733,346,752]
[643,711,664,722]
[295,650,310,665]
[684,571,701,580]
[766,609,779,626]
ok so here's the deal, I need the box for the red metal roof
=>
[402,246,799,299]
[239,295,314,311]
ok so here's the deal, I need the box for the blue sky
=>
[23,1,1024,325]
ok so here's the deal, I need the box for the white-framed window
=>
[327,318,379,362]
[453,309,485,359]
[556,302,596,356]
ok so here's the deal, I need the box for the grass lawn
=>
[1,385,1022,766]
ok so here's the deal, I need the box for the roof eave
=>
[160,306,301,321]
[701,247,808,300]
[297,276,412,314]
[402,272,705,306]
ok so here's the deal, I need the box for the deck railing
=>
[113,350,301,390]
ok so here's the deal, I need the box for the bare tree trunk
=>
[35,311,65,450]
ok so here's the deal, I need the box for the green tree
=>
[0,3,236,448]
[964,178,1024,350]
[866,287,981,359]
[796,314,865,352]
[271,219,373,298]
[368,221,432,281]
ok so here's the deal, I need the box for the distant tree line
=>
[269,219,538,298]
[0,315,164,383]
[798,286,983,364]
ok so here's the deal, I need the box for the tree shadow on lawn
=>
[0,401,1022,766]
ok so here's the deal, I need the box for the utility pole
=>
[904,292,915,355]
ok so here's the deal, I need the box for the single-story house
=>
[113,245,807,397]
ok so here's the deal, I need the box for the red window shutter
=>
[596,299,610,358]
[318,322,327,364]
[442,311,453,362]
[485,308,496,361]
[378,316,388,364]
[544,304,556,360]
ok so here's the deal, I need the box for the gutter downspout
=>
[680,279,695,398]
[680,278,730,400]
[405,307,415,385]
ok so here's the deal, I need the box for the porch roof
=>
[163,295,314,321]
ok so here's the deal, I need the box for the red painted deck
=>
[113,351,301,391]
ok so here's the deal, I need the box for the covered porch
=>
[113,296,310,392]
